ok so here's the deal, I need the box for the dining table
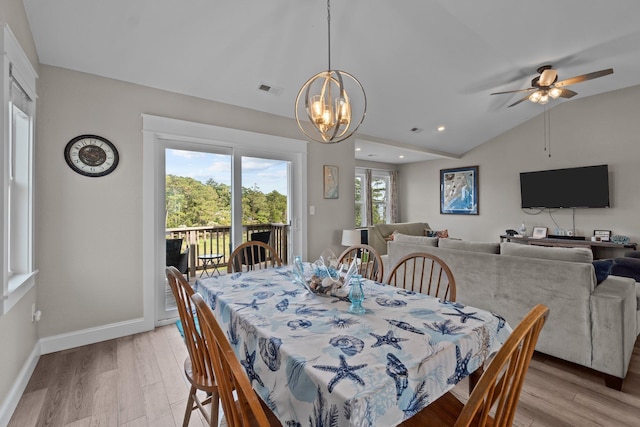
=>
[194,264,512,427]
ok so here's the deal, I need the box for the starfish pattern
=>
[281,289,303,297]
[446,345,472,385]
[235,298,265,311]
[312,354,367,393]
[370,330,409,350]
[445,307,483,323]
[241,343,264,387]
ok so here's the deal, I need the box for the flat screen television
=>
[520,165,610,209]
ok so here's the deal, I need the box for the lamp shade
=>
[341,229,362,247]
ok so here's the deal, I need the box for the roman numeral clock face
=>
[64,135,119,177]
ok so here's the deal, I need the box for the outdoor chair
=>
[166,238,189,279]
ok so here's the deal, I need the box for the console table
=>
[500,235,637,260]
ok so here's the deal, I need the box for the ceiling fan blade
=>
[554,68,613,88]
[508,93,535,107]
[558,88,578,98]
[539,69,557,86]
[490,87,536,95]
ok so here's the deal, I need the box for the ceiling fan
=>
[491,65,613,107]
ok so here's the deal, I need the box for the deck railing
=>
[166,223,289,276]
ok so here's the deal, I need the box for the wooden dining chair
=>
[338,244,384,282]
[165,266,219,427]
[227,241,282,273]
[191,292,282,427]
[399,304,550,427]
[386,252,456,301]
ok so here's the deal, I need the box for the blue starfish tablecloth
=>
[194,265,511,427]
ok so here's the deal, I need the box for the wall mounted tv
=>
[520,164,610,209]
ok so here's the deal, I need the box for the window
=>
[2,25,38,315]
[355,168,395,227]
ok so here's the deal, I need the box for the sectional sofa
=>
[385,234,638,390]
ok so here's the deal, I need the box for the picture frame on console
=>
[532,226,548,239]
[594,230,611,241]
[440,165,478,215]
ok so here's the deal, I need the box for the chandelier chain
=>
[327,0,331,71]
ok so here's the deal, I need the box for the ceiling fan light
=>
[549,87,562,99]
[538,94,549,105]
[529,91,542,103]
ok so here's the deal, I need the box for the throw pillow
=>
[386,230,400,241]
[436,229,449,238]
[592,259,614,284]
[611,257,640,282]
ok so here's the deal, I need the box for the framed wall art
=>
[440,166,478,215]
[323,165,339,199]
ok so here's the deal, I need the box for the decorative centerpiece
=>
[293,249,357,297]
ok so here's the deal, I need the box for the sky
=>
[166,149,289,195]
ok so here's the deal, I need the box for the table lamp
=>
[341,229,362,247]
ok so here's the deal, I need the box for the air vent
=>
[410,127,423,133]
[257,81,284,96]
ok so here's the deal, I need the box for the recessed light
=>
[355,147,362,151]
[437,125,446,132]
[399,155,405,159]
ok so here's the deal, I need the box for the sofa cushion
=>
[438,238,500,254]
[500,242,593,263]
[393,233,439,246]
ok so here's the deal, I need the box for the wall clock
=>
[64,135,119,177]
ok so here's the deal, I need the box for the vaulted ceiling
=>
[23,0,640,163]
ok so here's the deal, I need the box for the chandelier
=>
[295,0,366,144]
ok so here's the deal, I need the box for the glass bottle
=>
[518,221,527,236]
[348,274,366,314]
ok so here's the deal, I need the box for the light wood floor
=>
[9,325,640,427]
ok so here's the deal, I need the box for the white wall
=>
[400,85,640,244]
[0,0,40,415]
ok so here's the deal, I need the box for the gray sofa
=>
[386,235,638,390]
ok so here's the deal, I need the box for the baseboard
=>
[0,343,41,427]
[39,317,153,355]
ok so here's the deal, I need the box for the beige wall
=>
[0,0,40,408]
[400,85,640,244]
[35,64,355,339]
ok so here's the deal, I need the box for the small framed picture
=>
[594,230,611,241]
[532,227,548,239]
[323,165,338,199]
